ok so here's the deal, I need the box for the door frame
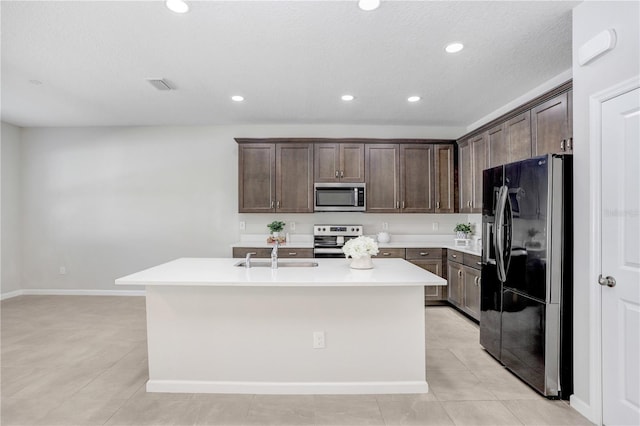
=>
[586,75,640,426]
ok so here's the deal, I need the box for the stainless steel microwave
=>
[314,183,366,212]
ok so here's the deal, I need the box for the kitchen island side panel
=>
[145,285,427,394]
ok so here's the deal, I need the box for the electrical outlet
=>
[59,266,67,275]
[382,222,388,230]
[239,221,245,230]
[313,331,325,349]
[290,222,296,231]
[432,222,439,231]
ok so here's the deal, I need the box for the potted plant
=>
[267,220,286,237]
[526,228,541,248]
[454,223,473,239]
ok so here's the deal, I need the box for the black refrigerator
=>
[479,154,573,399]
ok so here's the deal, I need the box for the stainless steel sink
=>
[234,261,319,268]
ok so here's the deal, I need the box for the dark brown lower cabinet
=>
[447,250,481,321]
[406,248,446,304]
[232,247,314,258]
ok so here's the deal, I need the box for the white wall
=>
[17,124,466,293]
[572,1,640,422]
[1,122,23,295]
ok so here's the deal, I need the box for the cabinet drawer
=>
[279,249,314,258]
[406,248,442,260]
[373,248,406,258]
[447,249,463,263]
[232,247,272,258]
[463,253,482,269]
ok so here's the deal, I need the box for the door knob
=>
[598,274,616,288]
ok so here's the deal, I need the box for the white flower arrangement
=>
[342,236,379,259]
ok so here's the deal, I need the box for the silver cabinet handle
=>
[277,200,281,208]
[567,137,573,150]
[382,252,391,256]
[436,201,440,209]
[560,139,566,151]
[340,170,344,178]
[598,274,616,287]
[396,201,399,209]
[335,170,339,177]
[402,201,405,209]
[477,277,481,286]
[288,252,297,256]
[270,201,274,209]
[477,262,482,266]
[419,252,429,256]
[458,270,463,278]
[452,254,457,258]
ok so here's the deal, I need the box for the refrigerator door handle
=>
[503,191,514,276]
[495,185,509,282]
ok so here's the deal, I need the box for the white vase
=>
[350,255,373,270]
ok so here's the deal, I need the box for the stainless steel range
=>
[313,225,363,258]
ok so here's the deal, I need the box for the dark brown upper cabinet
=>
[459,134,487,213]
[314,143,365,182]
[238,143,313,213]
[365,144,399,213]
[488,111,532,168]
[366,143,455,213]
[532,92,571,156]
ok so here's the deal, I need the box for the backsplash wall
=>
[239,213,482,238]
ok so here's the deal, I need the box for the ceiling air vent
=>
[146,78,174,91]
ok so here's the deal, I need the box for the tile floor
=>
[1,295,592,425]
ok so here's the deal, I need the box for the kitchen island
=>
[115,257,446,395]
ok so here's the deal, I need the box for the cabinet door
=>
[463,265,481,320]
[373,248,405,258]
[434,144,455,213]
[278,248,314,258]
[488,123,508,168]
[340,144,365,182]
[400,144,434,213]
[365,144,399,213]
[506,111,532,162]
[276,144,313,213]
[532,92,569,156]
[447,262,464,307]
[458,141,472,213]
[470,133,487,213]
[238,144,275,213]
[410,259,445,302]
[314,144,340,182]
[232,247,272,258]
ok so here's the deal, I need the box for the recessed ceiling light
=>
[358,0,380,11]
[407,96,421,103]
[231,95,244,102]
[166,0,189,14]
[341,95,355,101]
[445,42,464,54]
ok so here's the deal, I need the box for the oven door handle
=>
[313,248,345,254]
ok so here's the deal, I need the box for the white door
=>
[601,87,640,426]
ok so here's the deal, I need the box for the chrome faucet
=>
[245,252,256,268]
[271,241,279,269]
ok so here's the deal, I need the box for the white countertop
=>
[231,234,481,256]
[115,257,446,288]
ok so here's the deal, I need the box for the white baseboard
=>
[0,290,24,301]
[146,379,429,395]
[1,289,145,300]
[570,394,598,425]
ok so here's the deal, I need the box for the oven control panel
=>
[313,225,363,236]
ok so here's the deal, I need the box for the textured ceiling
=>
[1,1,576,128]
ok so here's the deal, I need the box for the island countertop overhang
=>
[115,257,447,288]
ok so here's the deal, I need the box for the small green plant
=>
[527,228,540,238]
[267,220,286,233]
[454,223,473,234]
